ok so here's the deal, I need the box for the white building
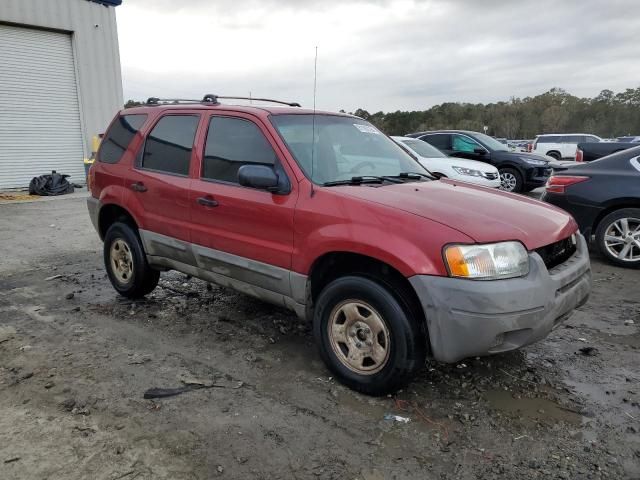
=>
[0,0,124,189]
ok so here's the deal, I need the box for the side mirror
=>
[474,147,487,155]
[238,164,280,192]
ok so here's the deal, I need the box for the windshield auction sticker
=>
[353,124,380,134]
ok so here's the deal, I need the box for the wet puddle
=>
[485,389,582,425]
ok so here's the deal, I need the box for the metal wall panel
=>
[0,0,124,188]
[0,24,85,188]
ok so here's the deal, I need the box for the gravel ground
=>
[0,195,639,479]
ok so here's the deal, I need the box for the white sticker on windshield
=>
[353,123,380,134]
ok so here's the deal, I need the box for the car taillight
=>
[545,175,589,194]
[527,143,533,152]
[575,148,583,162]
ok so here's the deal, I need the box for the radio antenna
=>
[310,46,318,197]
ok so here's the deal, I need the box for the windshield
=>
[270,114,427,184]
[398,138,446,158]
[473,132,509,151]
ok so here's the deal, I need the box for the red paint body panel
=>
[332,179,578,251]
[91,103,577,279]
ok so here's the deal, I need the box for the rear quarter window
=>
[99,114,147,164]
[141,115,199,176]
[420,134,450,150]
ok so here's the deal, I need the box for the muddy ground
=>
[0,195,639,480]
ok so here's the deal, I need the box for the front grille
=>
[483,172,499,180]
[535,236,577,270]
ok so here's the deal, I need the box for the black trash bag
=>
[29,171,75,196]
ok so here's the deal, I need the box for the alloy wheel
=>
[110,238,134,284]
[500,172,517,191]
[327,300,390,374]
[603,217,640,262]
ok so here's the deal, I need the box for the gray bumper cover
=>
[87,197,100,235]
[409,234,591,363]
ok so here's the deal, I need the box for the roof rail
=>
[208,95,301,107]
[145,95,301,107]
[146,97,203,105]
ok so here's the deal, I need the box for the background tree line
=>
[125,86,640,140]
[350,87,640,139]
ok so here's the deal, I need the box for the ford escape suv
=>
[87,95,591,395]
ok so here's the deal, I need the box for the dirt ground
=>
[1,195,639,480]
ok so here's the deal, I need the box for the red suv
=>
[87,95,591,395]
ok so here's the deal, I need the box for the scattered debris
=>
[4,457,20,464]
[578,347,599,357]
[180,376,217,387]
[384,414,411,423]
[45,274,64,281]
[577,338,588,342]
[65,292,75,300]
[625,319,635,325]
[143,379,229,399]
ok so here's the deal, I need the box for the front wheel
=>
[595,209,640,268]
[313,276,426,396]
[499,167,523,193]
[104,222,160,297]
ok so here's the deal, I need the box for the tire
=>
[546,151,561,161]
[313,276,426,396]
[498,167,523,193]
[595,208,640,268]
[104,222,160,297]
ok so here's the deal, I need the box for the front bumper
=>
[524,166,553,188]
[409,234,591,363]
[466,176,501,188]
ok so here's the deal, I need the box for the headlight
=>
[522,157,547,166]
[452,166,483,177]
[444,241,529,280]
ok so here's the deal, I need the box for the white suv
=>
[533,134,602,160]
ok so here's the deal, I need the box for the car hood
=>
[334,180,577,250]
[418,156,498,173]
[492,150,551,164]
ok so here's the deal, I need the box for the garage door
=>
[0,24,85,189]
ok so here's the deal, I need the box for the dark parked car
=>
[576,140,637,162]
[543,146,640,268]
[407,130,553,193]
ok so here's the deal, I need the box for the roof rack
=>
[145,95,301,107]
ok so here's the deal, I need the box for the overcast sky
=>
[116,0,640,112]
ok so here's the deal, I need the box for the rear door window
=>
[202,116,277,183]
[142,115,199,176]
[451,134,481,153]
[99,114,147,164]
[420,134,451,150]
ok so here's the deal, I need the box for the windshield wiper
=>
[390,172,436,180]
[322,175,404,187]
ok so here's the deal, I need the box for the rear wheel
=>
[499,168,523,193]
[104,222,160,297]
[595,209,640,268]
[546,151,561,160]
[313,276,426,396]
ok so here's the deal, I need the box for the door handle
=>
[197,196,218,207]
[130,182,147,192]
